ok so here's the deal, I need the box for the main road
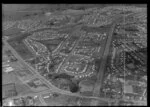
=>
[92,23,116,97]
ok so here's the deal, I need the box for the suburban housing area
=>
[2,4,147,106]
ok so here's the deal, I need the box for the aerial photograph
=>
[2,4,147,106]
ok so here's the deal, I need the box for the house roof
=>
[124,84,133,94]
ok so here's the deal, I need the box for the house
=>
[124,84,133,94]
